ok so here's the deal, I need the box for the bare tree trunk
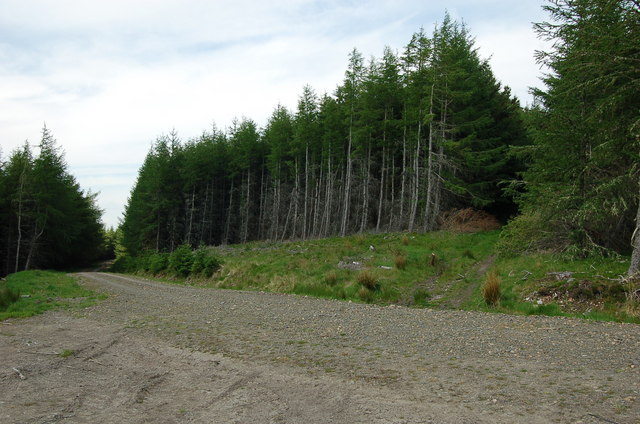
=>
[303,143,310,239]
[293,159,300,238]
[242,170,251,243]
[360,140,371,233]
[186,187,195,245]
[14,161,27,273]
[341,125,353,237]
[389,148,396,230]
[224,180,234,244]
[629,178,640,277]
[376,144,386,232]
[25,220,45,271]
[423,84,435,232]
[271,168,281,241]
[313,162,323,238]
[199,183,209,245]
[258,161,266,240]
[322,152,333,238]
[408,111,422,232]
[400,106,407,227]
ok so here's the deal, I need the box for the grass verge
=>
[0,270,105,320]
[114,229,638,324]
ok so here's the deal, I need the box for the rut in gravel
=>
[1,271,639,424]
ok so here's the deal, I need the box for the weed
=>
[402,235,410,246]
[624,279,640,317]
[325,271,338,285]
[394,255,407,270]
[413,289,431,306]
[357,270,379,291]
[1,271,99,320]
[463,249,475,260]
[357,286,375,302]
[59,349,74,358]
[482,270,501,307]
[0,286,20,311]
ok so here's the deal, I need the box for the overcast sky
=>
[0,0,549,228]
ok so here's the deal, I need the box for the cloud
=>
[0,0,549,227]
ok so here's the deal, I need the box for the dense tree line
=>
[0,127,105,276]
[501,0,640,276]
[120,15,529,256]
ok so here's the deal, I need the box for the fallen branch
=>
[587,413,619,424]
[12,367,25,380]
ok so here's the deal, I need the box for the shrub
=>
[413,288,431,306]
[482,270,501,307]
[169,244,194,277]
[190,246,207,275]
[394,255,407,270]
[325,271,338,285]
[357,286,375,302]
[148,252,169,274]
[202,255,221,277]
[357,270,379,291]
[0,286,20,311]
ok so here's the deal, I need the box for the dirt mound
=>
[440,208,501,233]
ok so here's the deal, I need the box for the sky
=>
[0,0,550,228]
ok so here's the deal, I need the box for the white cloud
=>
[0,0,550,228]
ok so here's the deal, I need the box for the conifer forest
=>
[1,1,639,277]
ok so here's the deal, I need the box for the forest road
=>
[1,272,639,423]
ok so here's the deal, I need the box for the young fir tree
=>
[507,0,639,259]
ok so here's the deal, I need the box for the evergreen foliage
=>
[0,127,105,276]
[119,16,527,255]
[503,0,640,260]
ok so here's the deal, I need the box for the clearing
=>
[1,272,639,423]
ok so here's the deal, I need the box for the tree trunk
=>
[341,125,353,237]
[629,179,640,277]
[224,179,234,244]
[14,162,27,273]
[423,84,435,232]
[400,105,407,227]
[408,111,422,232]
[376,143,386,232]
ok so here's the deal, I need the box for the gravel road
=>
[1,272,639,423]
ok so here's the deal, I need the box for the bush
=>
[324,271,338,285]
[357,286,375,302]
[148,252,169,274]
[0,286,20,311]
[357,270,379,291]
[394,255,407,270]
[202,255,221,277]
[482,270,501,307]
[497,212,562,256]
[190,246,207,275]
[169,244,194,277]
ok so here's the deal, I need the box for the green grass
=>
[0,270,104,320]
[118,229,638,323]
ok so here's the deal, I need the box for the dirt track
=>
[1,272,639,423]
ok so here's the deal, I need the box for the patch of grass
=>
[0,270,101,320]
[357,270,379,291]
[357,286,375,302]
[413,288,431,307]
[59,349,75,358]
[115,229,637,322]
[0,285,21,311]
[324,271,338,286]
[394,255,407,270]
[482,270,501,307]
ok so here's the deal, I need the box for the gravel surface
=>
[1,272,639,423]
